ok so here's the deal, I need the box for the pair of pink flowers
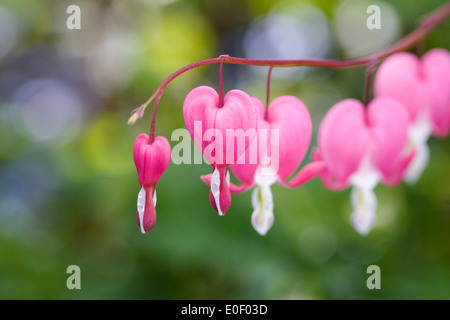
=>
[374,48,450,183]
[132,48,449,236]
[188,87,322,235]
[313,48,450,234]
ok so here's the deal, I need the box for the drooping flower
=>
[183,86,258,216]
[202,95,324,235]
[374,48,450,183]
[313,98,414,235]
[133,134,171,234]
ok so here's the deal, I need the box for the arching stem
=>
[130,1,450,139]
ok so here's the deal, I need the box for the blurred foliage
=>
[0,0,449,300]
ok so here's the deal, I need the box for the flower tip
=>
[136,186,157,234]
[137,218,156,235]
[252,222,270,236]
[209,167,232,216]
[209,190,230,216]
[251,186,274,236]
[127,113,139,126]
[350,187,377,236]
[136,210,156,234]
[351,220,372,236]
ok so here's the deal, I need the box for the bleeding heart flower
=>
[314,98,414,235]
[183,86,258,216]
[202,95,324,235]
[133,134,171,234]
[374,48,450,183]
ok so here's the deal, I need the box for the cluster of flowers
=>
[133,48,450,236]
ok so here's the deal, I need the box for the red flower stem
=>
[143,1,450,142]
[265,66,274,116]
[363,59,377,106]
[218,56,225,108]
[416,38,426,57]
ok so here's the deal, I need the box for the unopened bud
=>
[127,113,139,126]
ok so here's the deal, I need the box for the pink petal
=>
[133,134,171,187]
[367,97,410,184]
[422,48,450,137]
[229,97,268,186]
[279,161,325,188]
[200,173,252,193]
[230,95,312,186]
[374,52,428,123]
[311,149,348,190]
[200,174,212,185]
[318,99,371,187]
[268,95,312,181]
[382,148,416,186]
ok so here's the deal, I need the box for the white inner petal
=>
[137,186,146,234]
[404,141,429,184]
[251,185,274,236]
[408,111,433,145]
[226,169,230,187]
[210,167,224,216]
[153,189,157,206]
[350,186,377,235]
[253,165,278,187]
[250,165,277,236]
[349,152,380,191]
[404,115,432,184]
[348,153,380,235]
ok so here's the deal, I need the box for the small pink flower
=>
[202,95,323,235]
[314,98,414,235]
[133,134,171,234]
[183,86,258,216]
[374,48,450,183]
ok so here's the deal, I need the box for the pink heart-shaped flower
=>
[133,134,171,233]
[134,134,171,187]
[183,86,258,216]
[315,97,414,235]
[183,86,258,166]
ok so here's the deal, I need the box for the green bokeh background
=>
[0,0,449,299]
